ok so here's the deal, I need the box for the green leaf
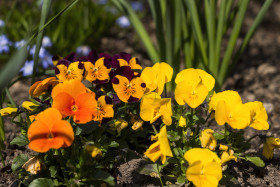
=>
[177,175,186,184]
[137,163,156,176]
[29,178,54,187]
[12,154,29,172]
[93,170,115,186]
[245,156,265,167]
[10,134,29,146]
[109,141,119,148]
[49,166,57,178]
[213,132,224,140]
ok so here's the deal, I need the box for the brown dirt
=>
[2,1,280,186]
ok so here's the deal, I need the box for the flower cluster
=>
[1,50,274,186]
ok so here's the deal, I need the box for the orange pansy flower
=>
[84,58,111,83]
[93,96,114,123]
[27,108,74,152]
[112,75,146,103]
[29,77,59,97]
[52,80,97,124]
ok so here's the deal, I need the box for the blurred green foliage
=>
[1,0,117,56]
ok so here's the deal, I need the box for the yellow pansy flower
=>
[0,107,18,116]
[184,148,222,187]
[118,57,142,70]
[140,62,173,95]
[85,145,102,158]
[209,90,250,129]
[112,75,146,103]
[84,58,111,83]
[220,149,237,164]
[175,68,214,108]
[130,114,144,131]
[114,120,128,133]
[199,129,217,151]
[245,101,269,130]
[262,137,280,159]
[56,61,84,81]
[144,125,173,164]
[140,92,172,126]
[93,96,114,123]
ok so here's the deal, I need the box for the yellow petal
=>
[152,62,173,83]
[228,103,250,129]
[179,116,187,127]
[129,57,142,69]
[245,101,269,130]
[159,98,172,126]
[0,107,18,116]
[22,101,39,111]
[175,80,208,108]
[184,148,221,165]
[196,69,215,92]
[141,67,157,93]
[175,68,200,84]
[209,90,242,111]
[158,125,173,157]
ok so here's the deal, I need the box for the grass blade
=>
[218,0,250,87]
[112,0,159,63]
[185,0,208,69]
[230,0,273,71]
[148,0,166,61]
[31,0,52,84]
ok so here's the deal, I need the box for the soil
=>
[2,1,280,186]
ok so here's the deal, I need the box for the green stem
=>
[157,163,164,187]
[204,111,213,125]
[152,124,158,134]
[224,124,228,142]
[4,87,17,107]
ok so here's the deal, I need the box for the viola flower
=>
[20,60,34,76]
[245,101,269,130]
[29,77,59,97]
[22,101,39,111]
[27,108,74,152]
[199,129,217,151]
[118,57,142,70]
[0,107,18,116]
[184,148,222,187]
[93,96,114,123]
[209,91,250,129]
[84,58,111,83]
[130,114,144,131]
[140,92,172,126]
[116,16,130,28]
[141,62,173,95]
[113,120,128,133]
[112,75,146,103]
[144,125,173,164]
[262,137,280,159]
[179,116,187,127]
[76,45,90,56]
[22,157,42,175]
[55,61,84,81]
[220,149,237,164]
[175,68,214,108]
[85,145,102,158]
[52,80,97,124]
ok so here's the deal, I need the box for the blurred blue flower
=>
[98,0,107,5]
[0,20,5,27]
[20,60,34,76]
[42,36,52,48]
[76,45,90,56]
[0,34,10,53]
[116,16,130,28]
[41,52,53,68]
[30,45,48,58]
[14,40,26,49]
[131,2,144,11]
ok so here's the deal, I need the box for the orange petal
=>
[51,120,74,147]
[28,121,50,142]
[74,93,97,123]
[112,75,131,102]
[52,80,86,100]
[52,93,75,117]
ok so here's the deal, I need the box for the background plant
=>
[112,0,273,90]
